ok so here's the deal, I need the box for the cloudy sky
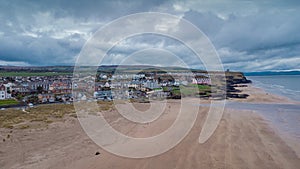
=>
[0,0,299,72]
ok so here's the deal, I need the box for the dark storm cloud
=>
[0,0,170,65]
[0,0,299,71]
[181,1,300,71]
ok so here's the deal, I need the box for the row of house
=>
[0,75,73,103]
[1,72,213,102]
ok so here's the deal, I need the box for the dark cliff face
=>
[225,72,252,99]
[231,77,252,84]
[225,72,252,84]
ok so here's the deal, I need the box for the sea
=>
[229,75,300,154]
[198,75,300,155]
[247,75,300,101]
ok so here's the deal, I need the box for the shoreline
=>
[228,84,300,158]
[232,83,299,104]
[246,75,300,102]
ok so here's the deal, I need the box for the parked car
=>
[28,103,34,108]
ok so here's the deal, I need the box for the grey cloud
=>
[181,7,300,71]
[0,0,299,72]
[103,34,203,68]
[0,0,171,66]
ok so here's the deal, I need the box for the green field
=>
[0,99,19,106]
[180,84,211,96]
[163,84,211,97]
[0,71,72,77]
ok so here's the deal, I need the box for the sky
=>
[0,0,299,72]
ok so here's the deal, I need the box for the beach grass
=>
[0,99,19,106]
[0,104,73,129]
[0,101,114,129]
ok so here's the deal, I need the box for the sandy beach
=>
[0,85,299,169]
[234,85,298,104]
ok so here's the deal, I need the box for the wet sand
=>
[0,85,299,169]
[234,84,298,104]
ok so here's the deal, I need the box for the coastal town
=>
[0,68,251,108]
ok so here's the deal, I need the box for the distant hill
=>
[0,65,205,74]
[0,65,244,78]
[245,71,300,76]
[0,65,75,72]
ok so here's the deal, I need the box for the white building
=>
[0,84,9,100]
[0,83,14,100]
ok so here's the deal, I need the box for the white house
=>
[192,77,211,85]
[4,83,13,99]
[0,84,11,100]
[0,84,6,100]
